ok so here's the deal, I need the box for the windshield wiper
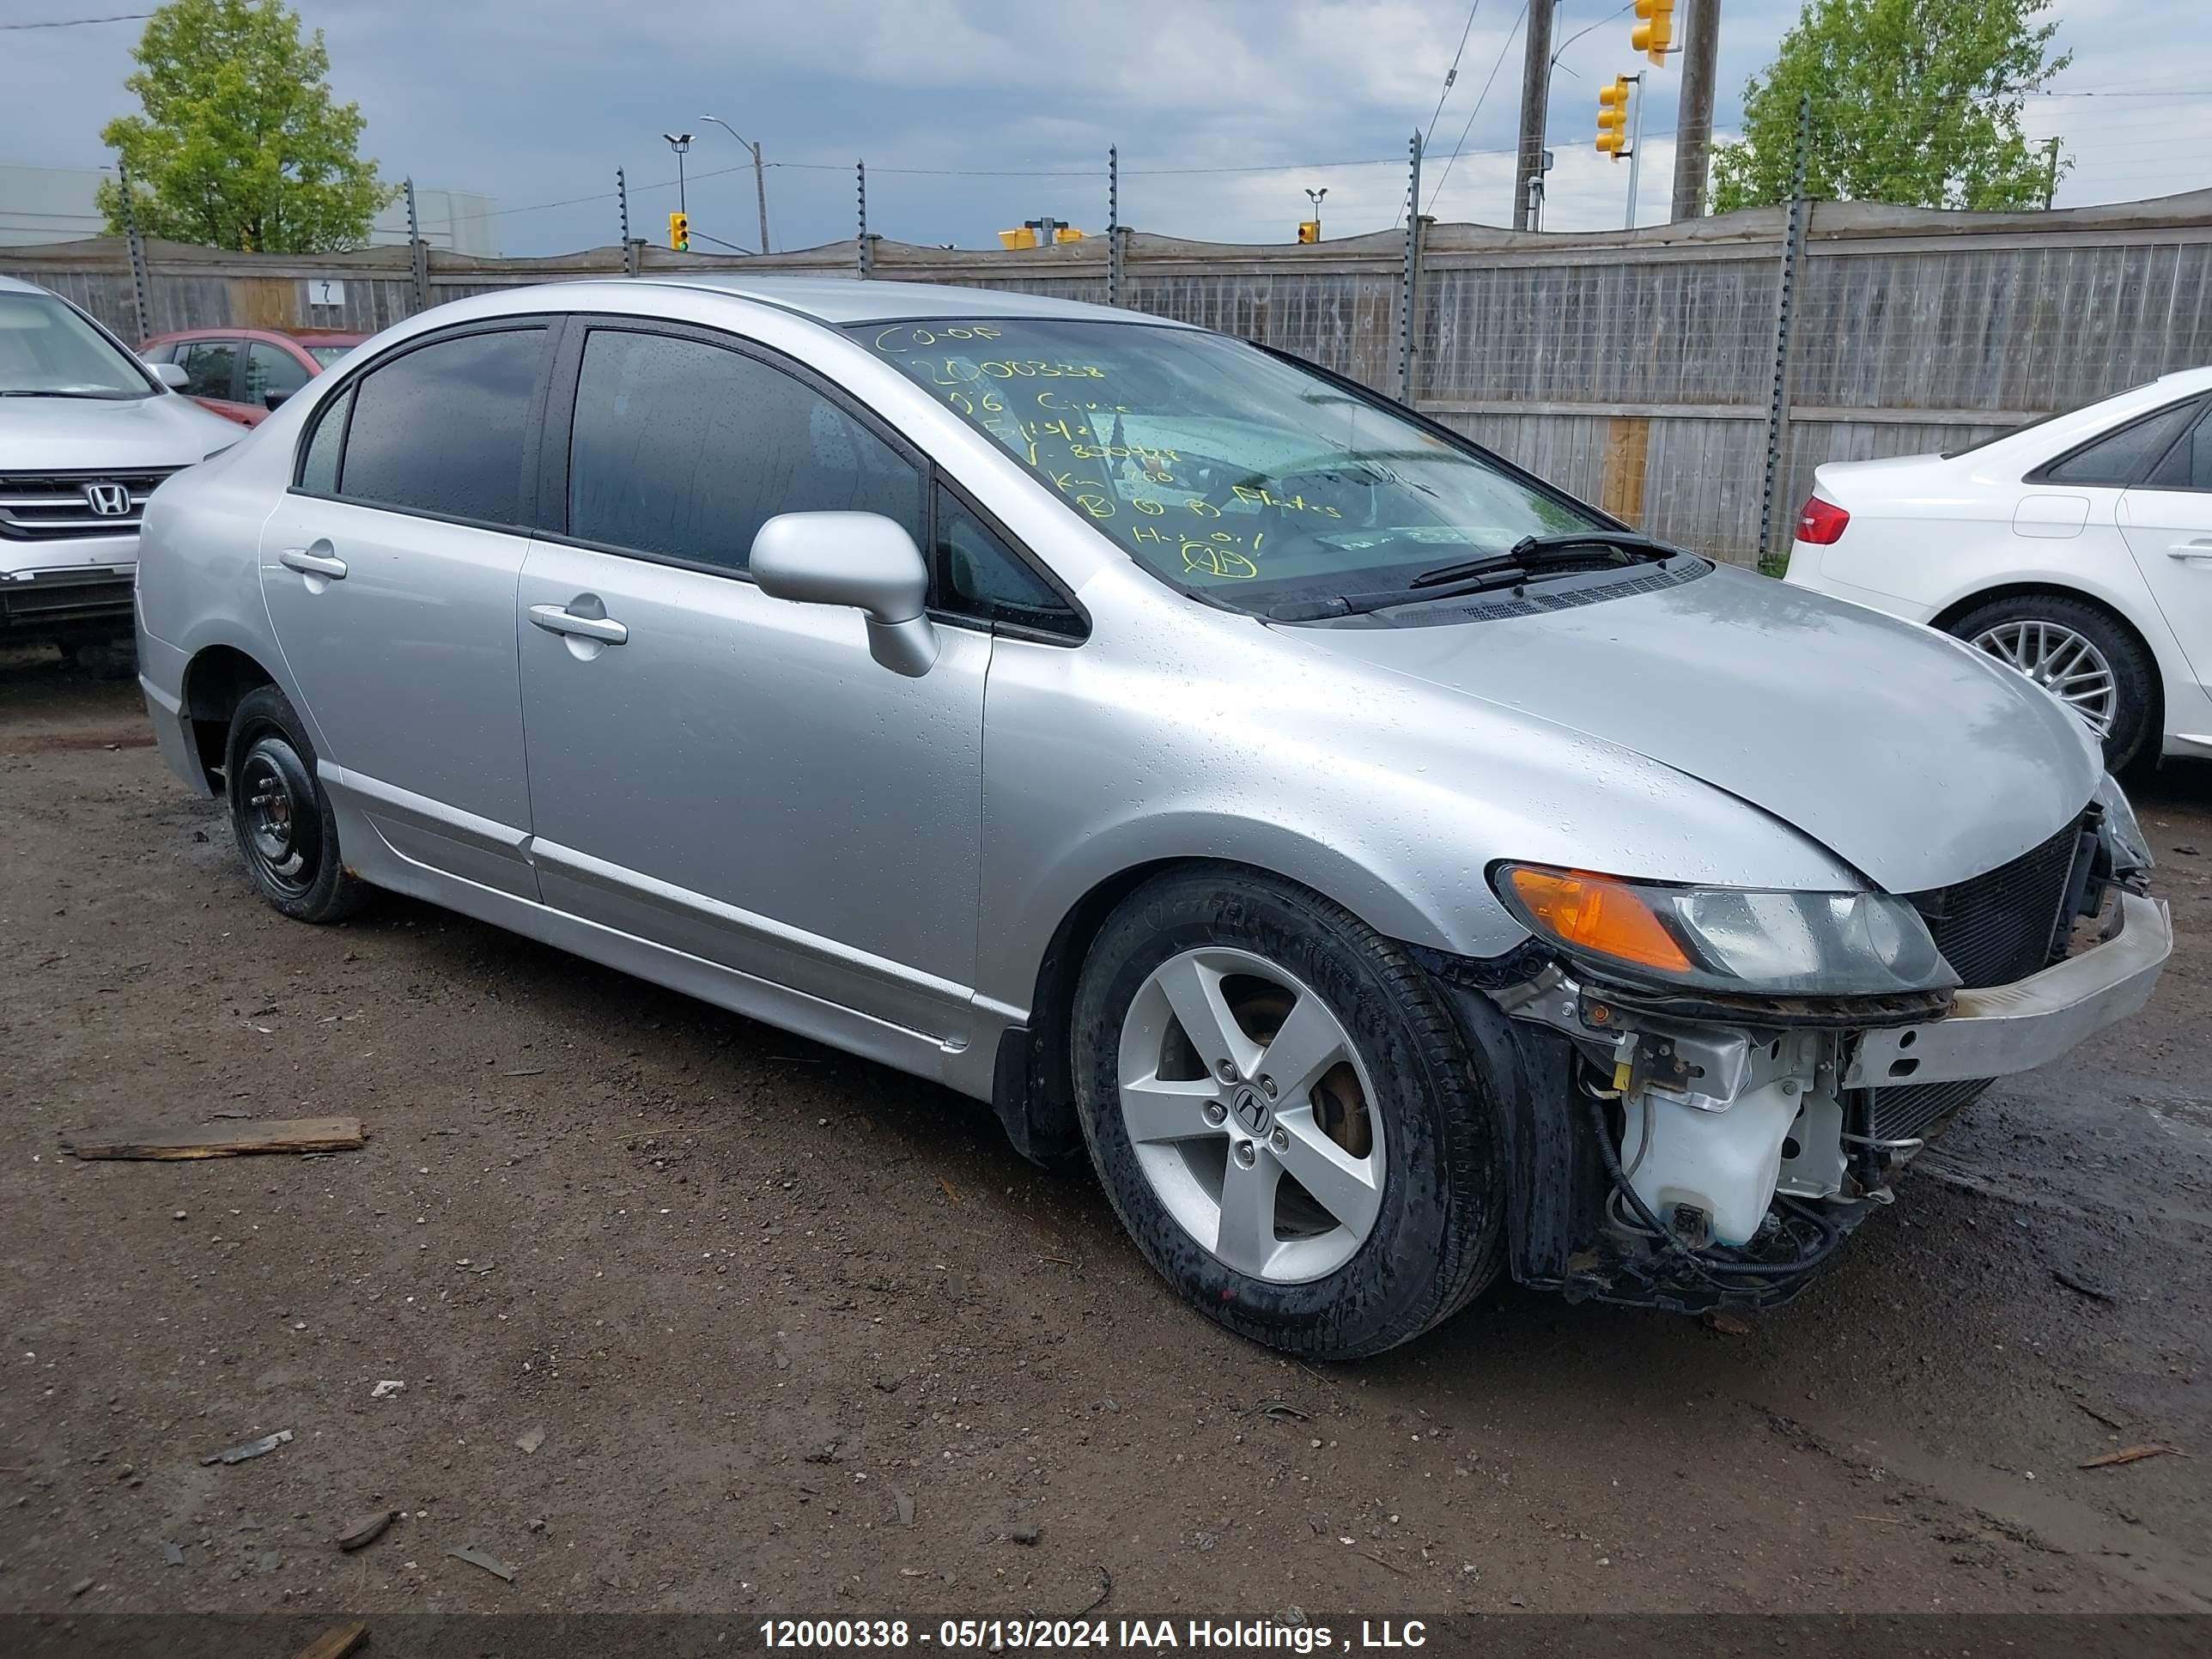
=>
[1267,530,1683,623]
[1409,530,1675,588]
[0,389,123,399]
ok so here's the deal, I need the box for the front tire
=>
[1947,593,2157,770]
[1072,868,1505,1358]
[224,684,369,924]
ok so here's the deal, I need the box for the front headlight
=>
[2094,772,2153,876]
[1494,864,1957,996]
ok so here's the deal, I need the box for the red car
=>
[138,326,363,427]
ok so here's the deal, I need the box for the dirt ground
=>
[3,645,2209,1623]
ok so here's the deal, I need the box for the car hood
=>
[0,392,238,471]
[1270,563,2100,893]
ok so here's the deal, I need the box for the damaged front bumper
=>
[1431,887,2172,1315]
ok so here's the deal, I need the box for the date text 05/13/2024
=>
[759,1618,1433,1650]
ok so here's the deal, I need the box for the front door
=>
[515,322,988,1056]
[258,322,551,897]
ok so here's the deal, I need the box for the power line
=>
[1427,0,1529,215]
[0,11,150,27]
[1421,1,1486,155]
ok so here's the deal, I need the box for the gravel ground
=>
[2,647,2209,1620]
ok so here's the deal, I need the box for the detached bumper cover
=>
[1845,890,2171,1089]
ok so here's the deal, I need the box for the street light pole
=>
[1624,72,1646,229]
[702,115,771,254]
[1304,186,1327,240]
[662,131,693,216]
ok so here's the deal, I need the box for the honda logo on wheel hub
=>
[1230,1085,1270,1136]
[82,483,131,517]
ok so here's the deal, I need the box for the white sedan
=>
[1785,366,2212,769]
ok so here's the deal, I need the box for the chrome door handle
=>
[529,603,629,645]
[278,547,347,579]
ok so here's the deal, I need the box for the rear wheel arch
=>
[180,644,277,793]
[1930,583,2164,767]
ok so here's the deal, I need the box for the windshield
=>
[0,292,153,398]
[850,318,1603,611]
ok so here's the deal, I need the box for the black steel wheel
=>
[223,685,369,923]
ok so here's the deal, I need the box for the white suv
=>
[0,275,237,672]
[1785,367,2212,771]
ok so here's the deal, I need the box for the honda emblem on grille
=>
[82,482,131,517]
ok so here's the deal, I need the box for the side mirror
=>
[150,362,189,390]
[264,387,293,410]
[750,512,939,678]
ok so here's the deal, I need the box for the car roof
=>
[623,273,1192,330]
[147,325,365,344]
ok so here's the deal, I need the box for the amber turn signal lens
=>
[1502,866,1694,975]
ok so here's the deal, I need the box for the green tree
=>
[97,0,396,252]
[1710,0,2070,214]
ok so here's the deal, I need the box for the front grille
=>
[1905,814,2086,990]
[1866,812,2094,1146]
[0,467,179,541]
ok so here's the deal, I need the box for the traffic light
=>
[998,227,1037,249]
[1297,220,1320,244]
[1053,225,1085,244]
[1596,77,1630,158]
[1632,0,1674,64]
[667,211,689,252]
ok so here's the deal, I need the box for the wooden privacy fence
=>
[11,187,2212,566]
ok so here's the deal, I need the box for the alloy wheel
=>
[1969,618,2118,737]
[1115,946,1386,1284]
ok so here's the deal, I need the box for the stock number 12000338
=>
[762,1620,1118,1648]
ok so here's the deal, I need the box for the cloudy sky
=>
[7,0,2203,255]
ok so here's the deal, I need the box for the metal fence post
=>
[1398,132,1423,404]
[1107,146,1124,308]
[617,167,639,276]
[856,161,872,278]
[115,158,154,338]
[404,176,428,314]
[1757,94,1812,563]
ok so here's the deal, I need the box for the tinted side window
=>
[338,328,544,526]
[244,340,310,407]
[2043,400,2199,486]
[936,486,1079,633]
[180,339,238,400]
[568,329,921,573]
[297,383,353,495]
[2145,410,2212,492]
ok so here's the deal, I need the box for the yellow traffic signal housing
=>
[1596,76,1630,157]
[998,227,1038,249]
[1632,0,1674,64]
[1297,220,1320,244]
[667,211,689,251]
[1053,225,1085,244]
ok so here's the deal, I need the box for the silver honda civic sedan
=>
[136,276,2171,1357]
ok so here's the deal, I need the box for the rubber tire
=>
[1072,867,1506,1359]
[1946,592,2159,772]
[223,684,370,924]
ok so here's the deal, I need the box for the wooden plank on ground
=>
[64,1116,367,1161]
[292,1623,368,1659]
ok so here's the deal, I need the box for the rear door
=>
[258,320,553,898]
[514,319,990,1054]
[2118,398,2212,706]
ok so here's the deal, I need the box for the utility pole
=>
[701,117,771,253]
[1624,74,1647,229]
[2042,137,2062,210]
[663,132,692,215]
[1670,0,1721,220]
[1513,0,1558,231]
